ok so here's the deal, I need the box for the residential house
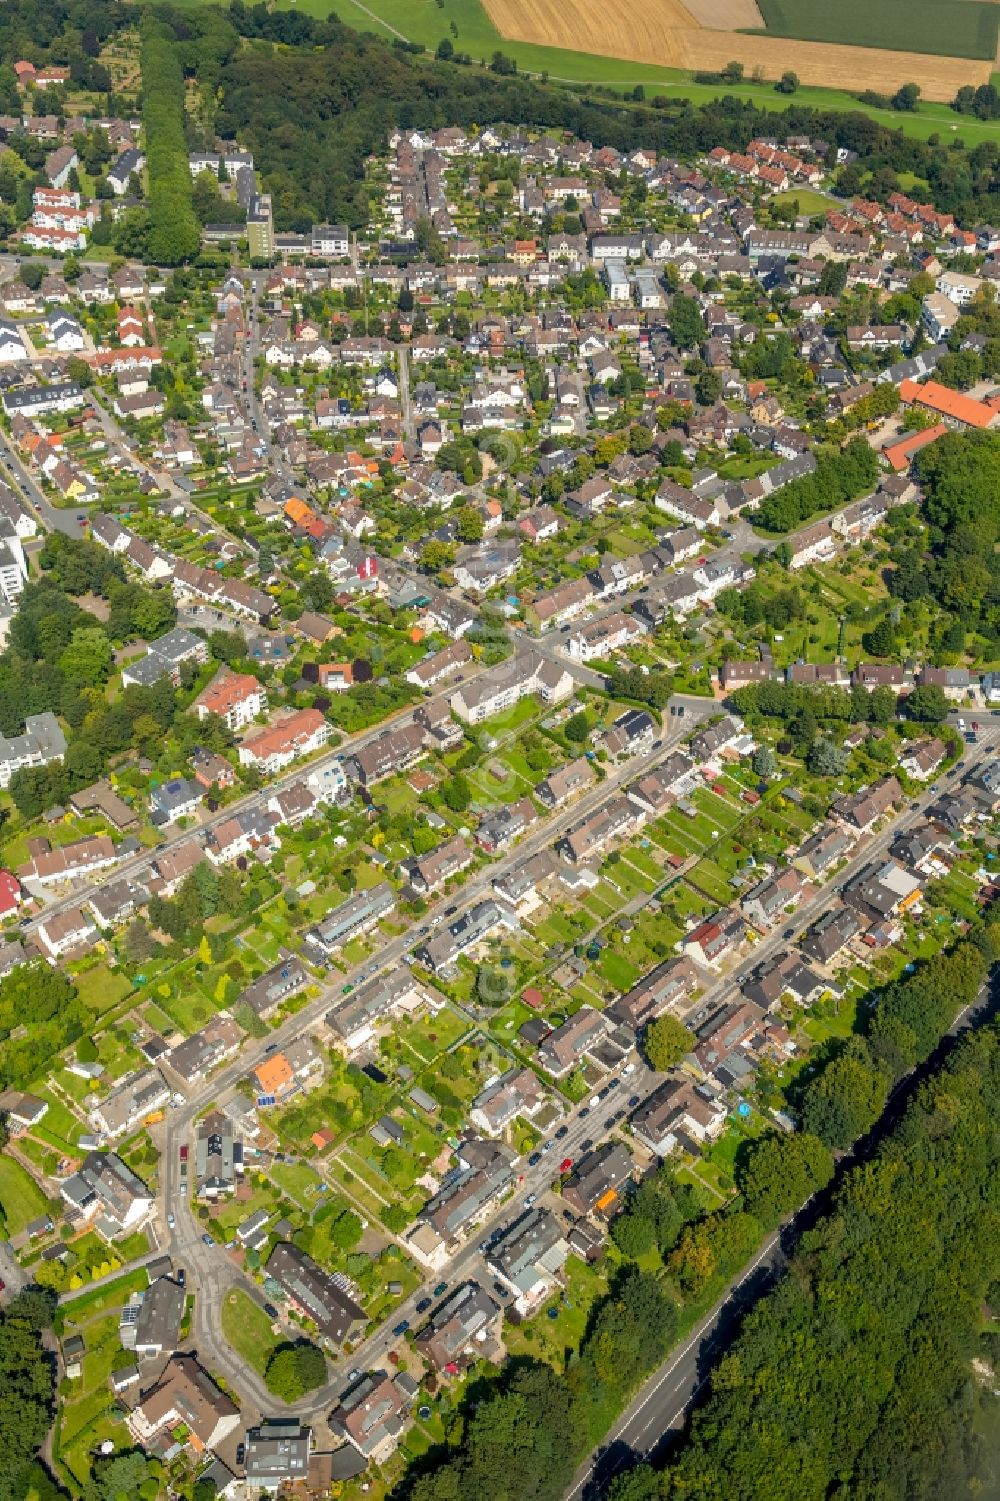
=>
[832,776,903,833]
[469,1067,547,1137]
[631,1076,727,1156]
[266,1242,366,1347]
[475,795,539,855]
[330,1372,409,1463]
[607,955,700,1032]
[537,1006,609,1078]
[244,1420,313,1495]
[127,1356,240,1455]
[486,1208,570,1315]
[535,756,594,809]
[416,1139,518,1255]
[741,867,805,929]
[195,670,267,732]
[194,1110,241,1200]
[899,737,947,781]
[682,907,746,968]
[306,883,396,956]
[560,795,641,863]
[328,968,437,1054]
[800,904,863,965]
[239,709,330,775]
[562,1140,634,1217]
[60,1152,153,1236]
[414,1282,503,1374]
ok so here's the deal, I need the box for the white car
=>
[166,1212,176,1229]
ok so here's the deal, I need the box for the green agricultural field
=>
[755,0,999,60]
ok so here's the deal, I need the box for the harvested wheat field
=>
[682,0,764,29]
[481,0,994,99]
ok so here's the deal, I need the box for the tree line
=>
[754,438,880,534]
[138,15,201,264]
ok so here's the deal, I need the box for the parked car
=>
[559,1157,573,1173]
[433,1281,448,1297]
[393,1320,410,1337]
[416,1297,432,1314]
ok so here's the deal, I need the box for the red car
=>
[559,1157,573,1173]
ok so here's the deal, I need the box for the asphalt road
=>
[0,422,83,536]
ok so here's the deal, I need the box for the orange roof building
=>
[317,662,353,692]
[238,707,330,774]
[195,669,266,732]
[898,379,995,429]
[882,423,946,472]
[253,1052,294,1098]
[283,496,319,528]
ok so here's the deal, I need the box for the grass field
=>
[770,187,837,216]
[755,0,999,62]
[0,1153,48,1236]
[220,1287,281,1376]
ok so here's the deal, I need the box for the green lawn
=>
[220,1287,281,1376]
[598,948,640,993]
[0,1153,48,1235]
[504,1253,610,1369]
[72,964,133,1014]
[56,1311,132,1486]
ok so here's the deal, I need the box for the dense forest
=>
[890,431,1000,656]
[754,436,880,533]
[0,1289,57,1501]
